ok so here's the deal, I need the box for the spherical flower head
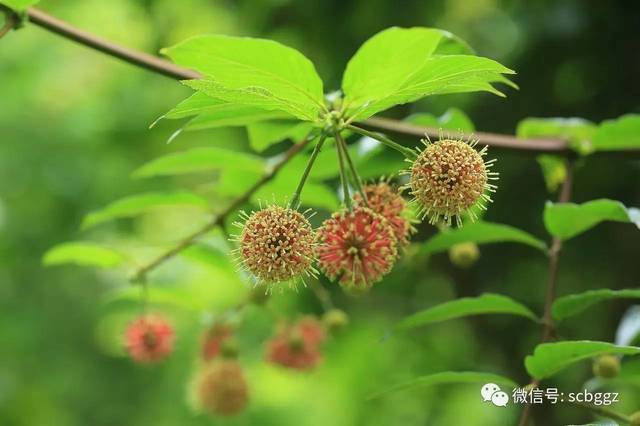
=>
[593,354,620,379]
[201,324,233,362]
[197,360,249,416]
[352,182,414,247]
[266,316,326,371]
[448,242,480,268]
[316,206,398,292]
[125,314,174,364]
[407,138,497,226]
[235,205,316,288]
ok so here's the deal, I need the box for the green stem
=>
[347,124,417,160]
[289,134,326,209]
[336,136,352,210]
[335,131,369,207]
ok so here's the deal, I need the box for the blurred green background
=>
[1,0,639,425]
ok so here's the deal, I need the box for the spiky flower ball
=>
[316,206,398,291]
[266,316,326,370]
[593,354,620,379]
[406,138,497,226]
[352,182,413,247]
[197,360,249,416]
[125,314,174,364]
[235,205,316,287]
[449,242,480,268]
[201,324,233,362]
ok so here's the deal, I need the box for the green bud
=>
[592,354,620,379]
[322,309,349,332]
[448,242,480,268]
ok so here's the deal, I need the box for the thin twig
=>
[130,134,314,282]
[26,7,201,80]
[518,159,575,426]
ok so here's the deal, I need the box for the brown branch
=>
[359,116,572,155]
[130,134,314,282]
[13,6,626,156]
[26,7,201,80]
[517,159,575,426]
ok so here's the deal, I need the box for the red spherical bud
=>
[235,205,316,287]
[406,138,497,226]
[316,206,398,291]
[266,316,326,371]
[353,181,414,247]
[201,324,233,362]
[198,360,249,416]
[125,314,174,364]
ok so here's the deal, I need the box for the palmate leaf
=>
[369,371,517,400]
[82,191,210,229]
[43,242,125,268]
[525,341,640,380]
[396,293,538,331]
[162,35,326,121]
[553,289,640,321]
[544,199,640,240]
[342,27,515,121]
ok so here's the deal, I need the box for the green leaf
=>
[246,119,314,152]
[405,108,475,132]
[342,27,514,121]
[593,114,640,151]
[396,293,538,331]
[420,221,547,255]
[162,35,325,121]
[43,242,125,268]
[544,199,640,240]
[82,191,210,229]
[553,289,640,321]
[516,117,597,154]
[368,371,517,400]
[133,147,265,178]
[525,341,640,380]
[155,92,287,131]
[1,0,38,10]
